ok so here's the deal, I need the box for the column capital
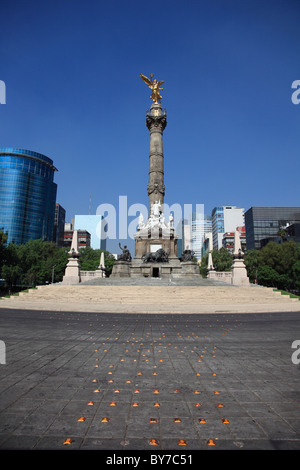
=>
[146,113,167,131]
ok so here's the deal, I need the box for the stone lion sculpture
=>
[142,248,169,263]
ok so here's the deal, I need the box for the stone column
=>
[146,102,167,212]
[231,230,250,286]
[62,230,81,284]
[96,251,106,277]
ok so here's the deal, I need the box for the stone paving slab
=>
[0,307,300,452]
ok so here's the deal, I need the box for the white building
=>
[202,232,213,257]
[191,213,212,260]
[211,206,244,250]
[176,219,192,257]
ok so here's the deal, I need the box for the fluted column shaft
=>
[146,102,167,212]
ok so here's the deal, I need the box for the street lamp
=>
[52,265,56,284]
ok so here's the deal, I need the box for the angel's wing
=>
[157,80,164,87]
[140,73,153,87]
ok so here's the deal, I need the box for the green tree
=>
[292,260,300,291]
[277,229,287,244]
[200,247,232,277]
[79,247,100,270]
[103,252,115,277]
[257,265,280,287]
[259,242,282,273]
[280,240,300,275]
[79,247,115,276]
[1,239,69,288]
[199,252,209,278]
[212,247,232,272]
[1,242,21,288]
[244,249,261,283]
[0,230,8,276]
[259,240,300,276]
[277,273,292,291]
[1,238,116,289]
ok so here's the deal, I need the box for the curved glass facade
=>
[0,148,57,244]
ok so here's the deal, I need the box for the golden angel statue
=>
[140,73,164,103]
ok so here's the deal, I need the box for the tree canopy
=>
[200,247,232,277]
[201,240,300,293]
[0,231,115,291]
[79,247,115,277]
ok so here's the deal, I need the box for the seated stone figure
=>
[180,249,195,262]
[117,243,132,262]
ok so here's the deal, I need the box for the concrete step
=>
[1,283,299,314]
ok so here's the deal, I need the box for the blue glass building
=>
[0,148,57,244]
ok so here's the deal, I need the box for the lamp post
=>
[52,265,56,284]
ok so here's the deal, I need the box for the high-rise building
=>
[211,206,244,250]
[202,232,213,257]
[176,220,185,258]
[176,219,192,258]
[53,203,66,247]
[245,207,300,250]
[285,223,300,243]
[63,229,91,249]
[0,148,57,244]
[222,226,246,252]
[191,213,212,260]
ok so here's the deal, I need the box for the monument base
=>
[110,261,131,278]
[110,200,200,280]
[111,257,200,280]
[130,255,181,279]
[62,258,81,284]
[231,259,250,286]
[177,261,200,278]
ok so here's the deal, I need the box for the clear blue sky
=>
[1,0,300,252]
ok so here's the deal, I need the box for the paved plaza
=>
[0,307,300,452]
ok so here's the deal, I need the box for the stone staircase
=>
[0,280,299,314]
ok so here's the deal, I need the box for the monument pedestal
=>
[129,258,199,279]
[231,230,250,286]
[62,257,81,284]
[130,256,182,279]
[231,258,250,286]
[178,261,200,278]
[110,261,131,278]
[111,201,200,280]
[62,230,81,284]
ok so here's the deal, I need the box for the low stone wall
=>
[207,271,232,284]
[81,270,105,279]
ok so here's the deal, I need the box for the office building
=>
[202,232,213,257]
[53,203,66,247]
[64,229,91,249]
[222,226,246,252]
[176,219,192,258]
[245,207,300,250]
[64,222,73,231]
[285,223,300,243]
[212,206,244,249]
[191,213,212,260]
[0,148,57,244]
